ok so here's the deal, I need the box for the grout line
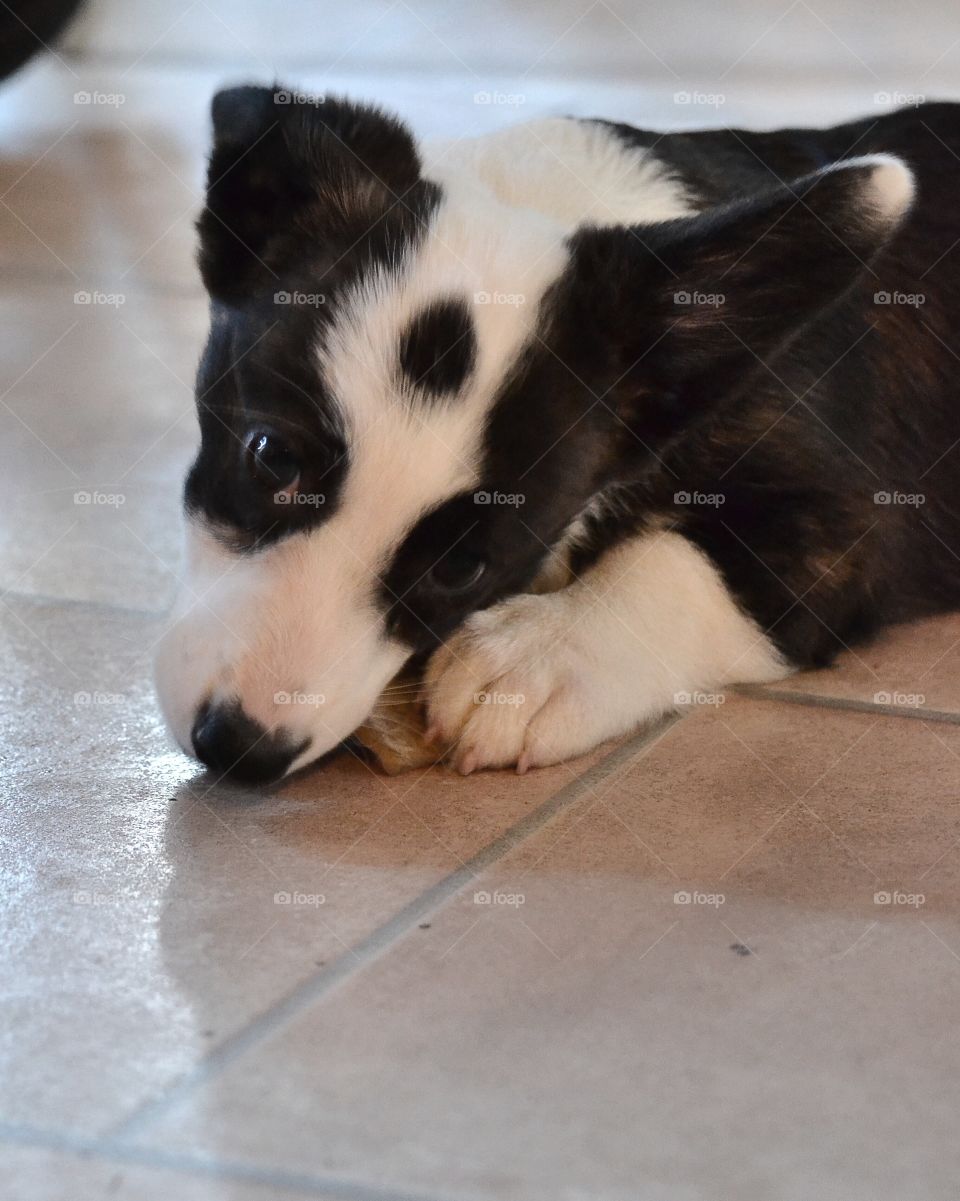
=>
[738,684,960,725]
[0,1121,452,1201]
[107,713,683,1143]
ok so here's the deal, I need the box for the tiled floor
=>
[3,3,960,1199]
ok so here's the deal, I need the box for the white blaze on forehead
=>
[423,117,696,230]
[316,184,574,573]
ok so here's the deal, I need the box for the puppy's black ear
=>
[567,154,914,445]
[198,85,424,300]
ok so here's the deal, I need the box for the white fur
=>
[423,116,695,228]
[425,529,789,773]
[818,153,915,225]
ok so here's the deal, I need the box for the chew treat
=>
[353,671,443,774]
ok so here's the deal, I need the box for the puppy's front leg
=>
[425,529,789,773]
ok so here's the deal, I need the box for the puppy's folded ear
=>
[198,85,426,299]
[567,154,915,446]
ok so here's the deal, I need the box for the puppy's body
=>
[155,93,960,781]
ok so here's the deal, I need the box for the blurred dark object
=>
[0,0,86,80]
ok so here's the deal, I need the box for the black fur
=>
[570,104,960,666]
[398,296,476,397]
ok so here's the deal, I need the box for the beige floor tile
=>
[59,0,960,88]
[0,593,616,1138]
[762,612,960,719]
[0,63,206,291]
[133,700,960,1201]
[0,280,202,610]
[4,1143,338,1201]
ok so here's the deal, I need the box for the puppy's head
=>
[155,86,913,783]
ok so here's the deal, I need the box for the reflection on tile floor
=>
[3,2,960,1198]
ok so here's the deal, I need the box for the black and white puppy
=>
[155,86,960,784]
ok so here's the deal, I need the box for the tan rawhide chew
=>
[353,674,443,775]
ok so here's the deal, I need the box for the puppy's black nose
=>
[190,701,308,785]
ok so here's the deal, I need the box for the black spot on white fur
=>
[398,296,476,398]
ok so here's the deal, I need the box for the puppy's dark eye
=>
[245,430,300,493]
[426,550,487,593]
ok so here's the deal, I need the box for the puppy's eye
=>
[426,550,487,593]
[245,430,300,493]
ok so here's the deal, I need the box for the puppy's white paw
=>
[425,592,639,773]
